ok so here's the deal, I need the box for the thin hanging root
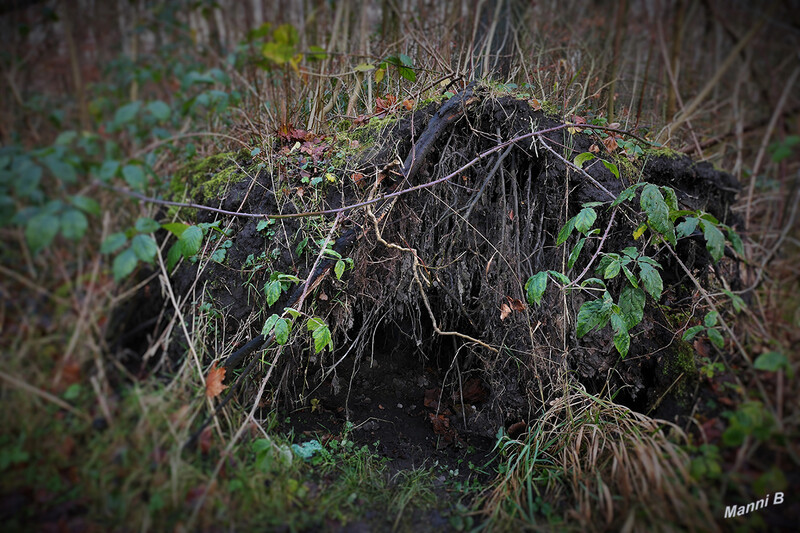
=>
[368,207,498,354]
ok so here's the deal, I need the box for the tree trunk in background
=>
[665,0,686,121]
[605,0,628,123]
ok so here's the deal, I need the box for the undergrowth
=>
[0,2,797,531]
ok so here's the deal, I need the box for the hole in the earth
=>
[281,310,497,478]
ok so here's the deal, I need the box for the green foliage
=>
[754,351,793,377]
[722,401,774,447]
[264,272,301,307]
[307,316,333,353]
[262,313,292,344]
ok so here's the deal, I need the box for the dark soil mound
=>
[129,85,742,452]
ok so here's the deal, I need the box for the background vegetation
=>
[0,0,797,530]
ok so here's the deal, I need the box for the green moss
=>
[661,338,699,407]
[645,146,684,159]
[170,151,242,203]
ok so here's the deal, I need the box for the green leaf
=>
[25,213,59,254]
[312,324,332,353]
[307,316,325,332]
[753,351,789,373]
[574,207,597,234]
[722,289,746,313]
[547,270,571,284]
[135,217,161,233]
[682,325,705,342]
[262,41,295,64]
[131,234,158,263]
[576,296,612,338]
[622,265,638,288]
[273,24,298,46]
[166,242,182,271]
[70,195,100,216]
[525,271,548,306]
[707,328,725,349]
[556,216,576,245]
[162,222,189,238]
[604,257,621,279]
[567,238,585,270]
[264,280,282,307]
[113,101,141,127]
[97,159,119,181]
[612,183,643,207]
[179,225,203,257]
[42,154,77,184]
[334,259,345,280]
[101,232,127,254]
[580,277,606,288]
[638,262,663,300]
[274,318,290,344]
[640,183,676,245]
[354,62,375,72]
[122,164,146,190]
[621,247,638,259]
[15,161,43,198]
[704,311,719,327]
[59,209,88,240]
[112,247,138,281]
[601,160,620,180]
[573,152,595,169]
[661,186,679,212]
[611,313,630,358]
[676,217,698,239]
[726,228,744,257]
[146,100,171,121]
[619,285,645,329]
[699,220,725,262]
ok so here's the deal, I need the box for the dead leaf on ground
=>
[603,135,618,152]
[205,362,227,399]
[500,303,512,320]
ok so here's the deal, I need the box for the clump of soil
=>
[128,84,741,463]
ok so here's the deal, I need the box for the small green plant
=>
[263,271,301,306]
[683,310,726,349]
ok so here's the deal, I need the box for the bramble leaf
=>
[101,232,127,254]
[131,234,157,263]
[25,213,59,254]
[639,262,663,300]
[682,325,705,342]
[641,183,676,245]
[179,225,203,257]
[59,209,87,240]
[264,280,282,307]
[135,217,161,233]
[574,152,595,169]
[112,247,138,281]
[557,216,576,245]
[699,219,725,262]
[525,271,548,305]
[567,238,585,270]
[619,285,645,329]
[574,207,597,234]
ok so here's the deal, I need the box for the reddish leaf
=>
[199,427,213,454]
[205,363,227,398]
[402,99,414,110]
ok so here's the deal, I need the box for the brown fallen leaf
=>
[205,362,227,398]
[603,135,618,152]
[589,143,601,153]
[500,303,512,321]
[402,99,414,110]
